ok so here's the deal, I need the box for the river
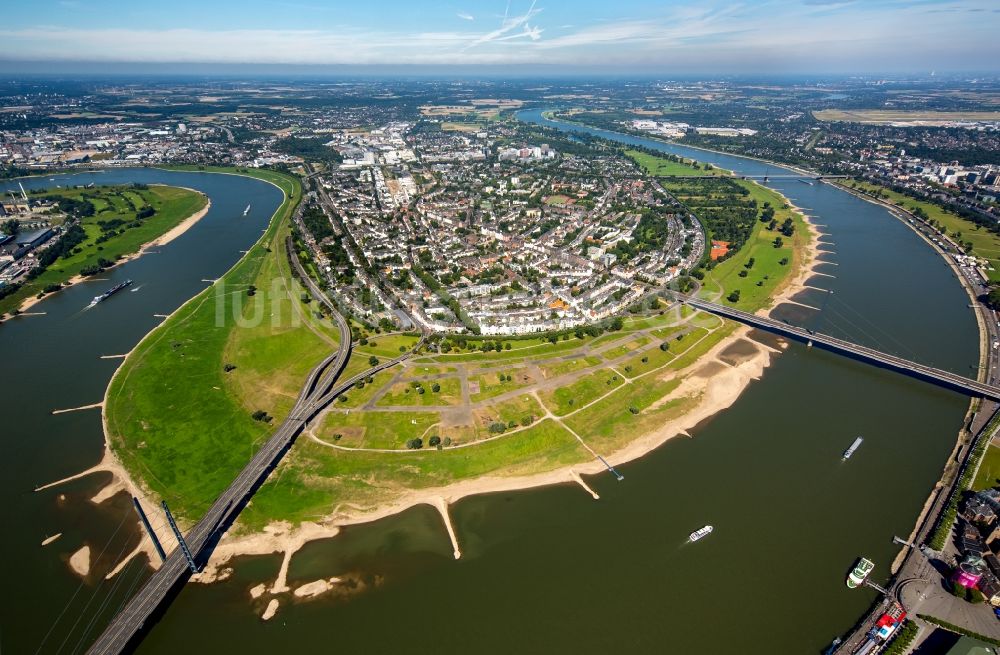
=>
[0,169,283,654]
[0,115,981,653]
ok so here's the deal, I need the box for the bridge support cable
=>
[69,554,151,655]
[52,511,145,655]
[32,511,133,655]
[824,293,924,363]
[819,303,903,359]
[162,501,199,574]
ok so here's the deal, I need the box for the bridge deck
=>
[684,297,1000,402]
[85,238,422,654]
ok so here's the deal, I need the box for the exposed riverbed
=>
[0,131,982,653]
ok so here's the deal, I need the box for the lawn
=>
[337,369,393,408]
[316,410,441,449]
[375,377,463,407]
[105,168,312,522]
[626,149,728,177]
[973,444,1000,491]
[241,418,590,531]
[537,355,603,379]
[695,180,812,312]
[472,394,545,433]
[427,336,593,363]
[601,335,651,360]
[354,333,421,359]
[0,184,207,315]
[619,342,676,378]
[538,368,626,416]
[469,368,534,402]
[563,376,688,454]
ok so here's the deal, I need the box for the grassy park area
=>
[694,180,812,311]
[973,444,1000,492]
[105,168,325,518]
[626,149,727,177]
[105,164,811,531]
[0,184,207,315]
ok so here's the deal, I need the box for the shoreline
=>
[189,185,822,601]
[832,181,992,575]
[32,167,295,578]
[535,110,820,178]
[11,191,211,315]
[42,167,820,600]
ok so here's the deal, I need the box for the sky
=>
[0,0,998,74]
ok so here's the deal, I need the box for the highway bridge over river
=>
[84,241,424,654]
[682,296,1000,402]
[86,286,998,653]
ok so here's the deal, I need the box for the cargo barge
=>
[89,280,133,307]
[843,436,864,460]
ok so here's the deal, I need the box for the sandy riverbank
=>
[186,192,821,600]
[41,177,819,604]
[13,193,210,315]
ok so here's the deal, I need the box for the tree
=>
[772,236,784,248]
[369,355,379,366]
[406,438,423,449]
[2,219,19,235]
[986,288,1000,311]
[727,290,741,303]
[429,435,441,447]
[432,383,441,392]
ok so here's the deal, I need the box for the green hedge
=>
[917,614,1000,646]
[928,412,1000,550]
[882,621,918,655]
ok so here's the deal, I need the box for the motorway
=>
[682,296,1000,403]
[85,239,424,655]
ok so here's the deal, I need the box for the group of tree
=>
[26,224,87,281]
[48,195,96,218]
[271,136,344,165]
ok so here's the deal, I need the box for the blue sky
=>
[1,0,998,73]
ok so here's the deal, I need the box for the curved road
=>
[85,240,425,655]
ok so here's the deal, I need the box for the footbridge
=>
[682,296,1000,402]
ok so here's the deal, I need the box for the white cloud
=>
[0,0,996,71]
[464,0,542,49]
[457,11,474,21]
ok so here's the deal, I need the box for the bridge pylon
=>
[132,497,166,563]
[162,501,200,573]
